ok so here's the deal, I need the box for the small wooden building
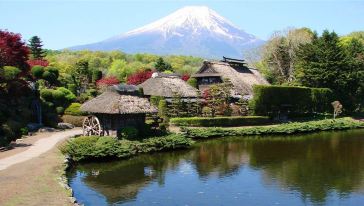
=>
[192,57,269,98]
[80,85,157,137]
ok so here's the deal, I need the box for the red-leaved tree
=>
[0,30,29,71]
[27,59,49,67]
[181,74,190,81]
[127,70,153,85]
[96,76,120,87]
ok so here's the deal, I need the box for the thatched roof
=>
[192,61,269,95]
[138,73,198,98]
[80,85,157,114]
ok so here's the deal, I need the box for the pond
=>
[67,129,364,206]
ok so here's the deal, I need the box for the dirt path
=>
[0,129,82,171]
[0,128,82,206]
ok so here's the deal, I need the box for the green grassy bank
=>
[182,117,364,139]
[61,118,364,162]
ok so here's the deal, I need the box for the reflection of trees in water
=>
[246,130,364,203]
[74,151,188,204]
[70,129,364,205]
[187,139,250,179]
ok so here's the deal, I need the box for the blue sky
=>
[1,0,363,49]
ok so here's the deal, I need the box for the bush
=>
[120,127,138,139]
[251,85,312,116]
[42,71,57,83]
[56,106,65,114]
[43,113,60,127]
[56,87,76,102]
[64,103,85,116]
[40,89,53,101]
[61,115,86,127]
[31,66,44,78]
[187,77,197,88]
[60,134,193,161]
[52,90,66,103]
[2,66,21,80]
[170,116,270,127]
[311,88,334,113]
[182,117,364,139]
[150,96,164,106]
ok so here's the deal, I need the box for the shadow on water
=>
[68,129,364,206]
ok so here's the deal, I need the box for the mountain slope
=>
[69,6,264,58]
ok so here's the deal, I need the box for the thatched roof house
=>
[80,85,157,137]
[192,57,269,97]
[138,73,198,98]
[81,85,157,114]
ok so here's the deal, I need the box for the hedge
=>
[182,117,364,139]
[60,134,194,161]
[170,116,270,127]
[251,85,334,115]
[64,103,85,116]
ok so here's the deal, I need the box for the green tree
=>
[154,57,172,72]
[28,36,45,59]
[295,30,364,111]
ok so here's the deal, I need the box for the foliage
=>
[311,88,334,113]
[96,76,120,87]
[64,103,85,116]
[31,66,44,78]
[28,36,45,59]
[251,85,319,116]
[154,57,172,72]
[295,30,364,112]
[120,127,138,139]
[256,28,314,84]
[126,70,153,85]
[202,79,233,117]
[60,134,194,161]
[182,118,364,139]
[187,77,197,88]
[181,74,190,81]
[2,66,21,80]
[170,116,270,127]
[27,59,49,67]
[0,30,29,70]
[61,115,85,127]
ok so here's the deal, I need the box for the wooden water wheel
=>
[82,115,103,136]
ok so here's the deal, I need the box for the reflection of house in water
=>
[192,57,269,99]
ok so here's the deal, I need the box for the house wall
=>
[97,113,146,137]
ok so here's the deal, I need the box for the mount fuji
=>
[69,6,264,58]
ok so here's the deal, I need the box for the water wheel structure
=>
[80,85,157,137]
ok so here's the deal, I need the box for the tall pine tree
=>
[28,36,45,59]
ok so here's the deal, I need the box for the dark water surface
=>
[67,129,364,206]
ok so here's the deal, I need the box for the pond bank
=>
[0,128,82,206]
[62,118,364,163]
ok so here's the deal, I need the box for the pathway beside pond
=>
[0,128,82,206]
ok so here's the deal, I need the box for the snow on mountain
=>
[69,6,264,58]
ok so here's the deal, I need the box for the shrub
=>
[3,66,21,80]
[311,88,334,113]
[43,113,60,127]
[150,96,164,106]
[31,65,44,78]
[56,87,76,102]
[202,106,212,117]
[20,127,28,135]
[170,116,270,127]
[61,115,85,127]
[182,117,364,139]
[40,89,53,101]
[64,103,85,116]
[187,77,197,88]
[60,134,193,161]
[56,106,65,114]
[251,85,312,116]
[52,90,66,102]
[42,70,57,83]
[120,127,138,139]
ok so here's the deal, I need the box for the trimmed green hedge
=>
[170,116,270,127]
[64,103,85,116]
[60,134,194,161]
[182,118,364,139]
[251,85,334,115]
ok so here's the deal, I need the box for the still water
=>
[67,129,364,206]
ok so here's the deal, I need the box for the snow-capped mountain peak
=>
[70,6,264,58]
[124,6,238,38]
